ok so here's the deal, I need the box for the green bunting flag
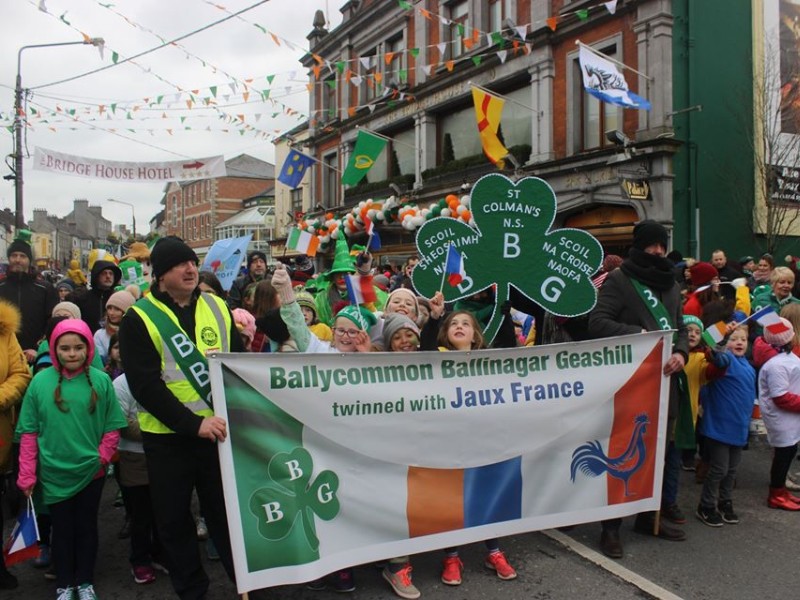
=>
[341,130,387,186]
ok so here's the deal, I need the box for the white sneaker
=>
[196,517,209,541]
[786,473,800,492]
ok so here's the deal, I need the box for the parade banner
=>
[209,331,671,593]
[201,235,253,291]
[33,147,226,181]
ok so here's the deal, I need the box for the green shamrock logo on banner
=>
[249,447,340,552]
[412,173,603,342]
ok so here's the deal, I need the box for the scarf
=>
[620,248,676,291]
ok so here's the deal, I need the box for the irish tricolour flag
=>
[210,332,670,594]
[287,228,320,257]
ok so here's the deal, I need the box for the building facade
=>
[291,0,677,266]
[163,154,274,256]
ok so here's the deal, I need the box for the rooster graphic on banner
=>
[570,413,650,497]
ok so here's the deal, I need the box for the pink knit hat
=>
[764,317,795,347]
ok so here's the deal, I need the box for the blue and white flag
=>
[278,149,315,189]
[201,234,253,291]
[3,498,39,566]
[578,46,651,111]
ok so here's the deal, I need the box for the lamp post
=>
[14,37,104,230]
[107,198,136,238]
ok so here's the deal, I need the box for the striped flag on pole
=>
[345,273,377,304]
[287,228,320,257]
[3,498,39,566]
[702,321,728,347]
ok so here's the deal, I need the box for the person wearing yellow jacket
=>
[118,236,243,599]
[0,299,33,589]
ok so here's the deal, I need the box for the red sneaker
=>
[131,565,156,584]
[484,551,517,580]
[441,556,463,586]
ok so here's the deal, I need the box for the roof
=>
[224,154,275,179]
[216,205,274,228]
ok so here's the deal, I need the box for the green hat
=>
[683,314,703,329]
[328,236,356,276]
[335,304,378,330]
[296,290,317,315]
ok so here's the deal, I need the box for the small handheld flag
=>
[363,215,381,251]
[701,321,728,348]
[3,497,39,566]
[345,273,378,305]
[287,228,320,257]
[444,244,466,287]
[750,306,785,330]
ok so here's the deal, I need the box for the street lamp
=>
[13,37,104,229]
[107,198,136,237]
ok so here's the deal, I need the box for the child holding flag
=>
[695,324,756,526]
[16,319,127,599]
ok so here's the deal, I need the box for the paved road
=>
[5,434,798,599]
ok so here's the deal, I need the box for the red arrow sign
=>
[182,161,205,169]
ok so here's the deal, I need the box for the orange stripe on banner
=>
[607,340,663,504]
[407,467,464,537]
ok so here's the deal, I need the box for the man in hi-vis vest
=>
[119,236,243,599]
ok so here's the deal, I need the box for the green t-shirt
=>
[16,366,127,505]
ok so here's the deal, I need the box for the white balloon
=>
[456,204,467,215]
[460,195,470,205]
[412,215,425,226]
[441,208,451,217]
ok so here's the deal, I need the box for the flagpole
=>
[288,148,345,174]
[575,40,653,81]
[468,82,535,112]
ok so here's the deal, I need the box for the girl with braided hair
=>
[16,318,127,600]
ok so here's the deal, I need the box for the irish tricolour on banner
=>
[209,331,671,593]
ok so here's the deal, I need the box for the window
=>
[360,49,378,104]
[573,44,621,151]
[323,153,339,208]
[488,0,512,33]
[393,128,416,176]
[323,75,337,121]
[448,0,469,59]
[171,197,177,227]
[440,105,483,162]
[385,34,405,86]
[290,188,304,216]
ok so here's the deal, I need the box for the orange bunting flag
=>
[243,91,250,103]
[471,87,508,168]
[421,8,431,20]
[546,16,559,31]
[270,32,280,46]
[445,60,455,72]
[312,65,322,78]
[385,52,395,65]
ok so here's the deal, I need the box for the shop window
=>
[447,0,469,59]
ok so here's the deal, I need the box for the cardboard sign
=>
[412,174,604,341]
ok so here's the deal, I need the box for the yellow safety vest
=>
[132,292,231,434]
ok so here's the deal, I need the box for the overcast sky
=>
[0,0,343,232]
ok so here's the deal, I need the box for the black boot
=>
[599,528,623,558]
[633,512,686,541]
[0,561,18,590]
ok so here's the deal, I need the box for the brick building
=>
[290,0,675,263]
[163,154,274,256]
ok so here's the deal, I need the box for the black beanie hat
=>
[7,239,32,262]
[632,220,669,251]
[248,251,268,267]
[150,236,198,278]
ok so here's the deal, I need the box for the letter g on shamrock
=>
[249,447,340,552]
[412,173,603,342]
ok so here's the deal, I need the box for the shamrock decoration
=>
[412,173,603,342]
[249,447,340,552]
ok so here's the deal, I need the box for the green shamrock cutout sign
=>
[413,173,603,342]
[249,447,340,552]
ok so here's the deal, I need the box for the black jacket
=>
[70,260,122,332]
[0,272,58,351]
[119,286,243,437]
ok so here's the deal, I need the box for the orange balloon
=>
[446,194,458,204]
[462,210,471,222]
[325,212,334,220]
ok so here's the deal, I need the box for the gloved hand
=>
[271,264,296,305]
[355,251,372,276]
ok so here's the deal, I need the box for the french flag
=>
[751,305,790,335]
[445,244,466,287]
[345,273,377,305]
[3,499,39,566]
[363,215,381,251]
